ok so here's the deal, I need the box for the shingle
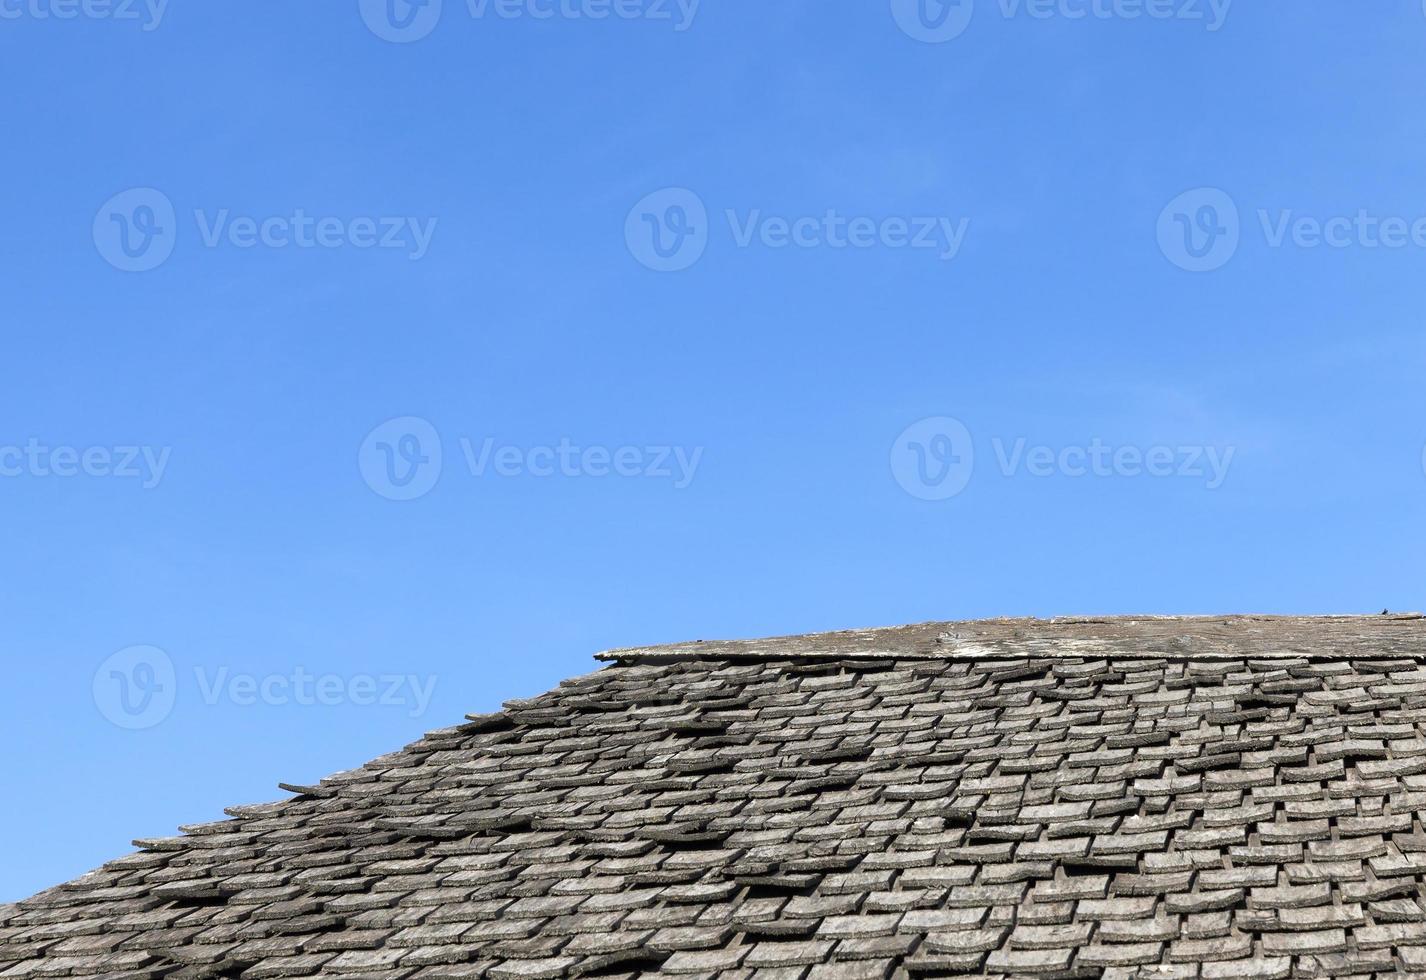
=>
[1250,882,1330,910]
[662,947,751,973]
[1200,957,1292,980]
[484,959,580,980]
[1007,922,1094,950]
[1274,904,1365,931]
[742,942,835,969]
[804,961,893,980]
[1167,931,1253,963]
[895,908,985,933]
[1096,916,1178,943]
[1259,929,1347,956]
[1197,867,1277,891]
[13,615,1426,980]
[984,946,1075,974]
[1367,897,1425,922]
[1354,922,1420,949]
[1305,837,1388,862]
[1076,941,1164,967]
[831,935,917,961]
[1163,889,1245,915]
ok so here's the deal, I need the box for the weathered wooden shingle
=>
[7,614,1426,979]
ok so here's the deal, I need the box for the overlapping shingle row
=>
[7,616,1426,979]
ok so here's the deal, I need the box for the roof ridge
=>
[597,613,1426,663]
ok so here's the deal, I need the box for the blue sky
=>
[3,0,1425,901]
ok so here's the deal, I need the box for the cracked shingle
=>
[8,614,1426,979]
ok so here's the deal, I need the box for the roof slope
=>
[7,615,1426,980]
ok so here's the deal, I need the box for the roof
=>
[599,615,1426,662]
[7,614,1426,980]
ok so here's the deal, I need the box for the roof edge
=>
[596,613,1426,663]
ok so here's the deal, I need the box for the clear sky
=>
[2,0,1425,902]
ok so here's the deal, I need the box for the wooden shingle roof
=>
[6,615,1426,980]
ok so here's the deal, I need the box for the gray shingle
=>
[9,614,1426,980]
